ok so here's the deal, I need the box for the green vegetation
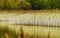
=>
[0,0,60,10]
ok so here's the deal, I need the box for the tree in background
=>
[0,0,60,10]
[48,0,59,9]
[16,0,31,10]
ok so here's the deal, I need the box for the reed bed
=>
[0,10,60,38]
